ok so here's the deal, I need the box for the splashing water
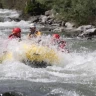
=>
[0,9,96,96]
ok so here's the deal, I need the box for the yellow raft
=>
[23,44,59,64]
[0,51,12,63]
[0,44,59,66]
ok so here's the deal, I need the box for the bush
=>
[25,0,48,15]
[52,0,96,25]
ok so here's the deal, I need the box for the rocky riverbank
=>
[0,8,96,39]
[0,0,96,39]
[23,10,96,39]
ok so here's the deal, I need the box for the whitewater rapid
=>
[0,8,96,96]
[0,36,96,85]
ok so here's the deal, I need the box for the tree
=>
[25,0,47,15]
[51,0,96,25]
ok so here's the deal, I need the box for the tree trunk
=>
[32,0,35,3]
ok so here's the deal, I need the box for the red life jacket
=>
[58,41,66,49]
[51,38,60,45]
[9,34,21,39]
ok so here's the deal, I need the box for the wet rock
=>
[65,22,75,29]
[61,21,65,27]
[63,28,81,37]
[39,25,52,32]
[45,10,53,16]
[76,25,95,32]
[0,92,23,96]
[52,27,65,32]
[28,16,40,23]
[79,28,96,38]
[40,15,48,24]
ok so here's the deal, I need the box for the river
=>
[0,9,96,96]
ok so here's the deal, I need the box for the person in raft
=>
[51,34,68,52]
[27,23,41,39]
[9,27,21,41]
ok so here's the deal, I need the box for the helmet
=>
[12,27,21,34]
[29,23,36,28]
[52,34,60,39]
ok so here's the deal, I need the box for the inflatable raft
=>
[0,44,59,67]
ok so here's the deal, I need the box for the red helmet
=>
[52,34,60,39]
[12,27,21,34]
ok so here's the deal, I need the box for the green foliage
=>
[52,0,96,25]
[36,0,54,9]
[25,0,47,15]
[25,0,96,24]
[1,0,96,25]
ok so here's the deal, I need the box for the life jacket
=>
[58,41,69,52]
[28,31,41,38]
[9,34,21,39]
[58,41,66,49]
[51,38,60,45]
[35,31,41,37]
[51,38,67,52]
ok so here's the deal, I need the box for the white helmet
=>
[29,23,36,28]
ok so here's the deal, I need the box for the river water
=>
[0,9,96,96]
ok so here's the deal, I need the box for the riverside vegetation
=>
[0,0,96,26]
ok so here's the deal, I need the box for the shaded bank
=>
[0,0,96,26]
[0,0,27,10]
[0,0,48,20]
[0,0,31,19]
[0,0,96,38]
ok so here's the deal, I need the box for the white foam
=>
[0,9,96,85]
